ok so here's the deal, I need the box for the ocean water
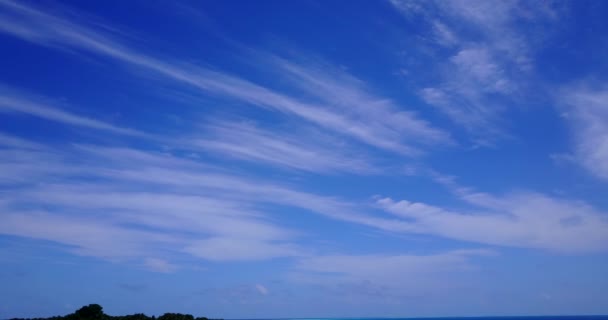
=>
[249,317,608,320]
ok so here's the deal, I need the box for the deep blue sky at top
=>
[1,0,608,318]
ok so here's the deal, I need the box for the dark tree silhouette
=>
[10,304,218,320]
[75,304,104,320]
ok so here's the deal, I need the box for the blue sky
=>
[1,0,608,318]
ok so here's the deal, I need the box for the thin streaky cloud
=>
[384,166,608,252]
[0,137,405,262]
[192,120,379,174]
[0,131,47,150]
[378,192,608,253]
[0,140,302,262]
[390,0,557,143]
[0,87,148,137]
[559,84,608,181]
[0,0,449,155]
[266,55,453,147]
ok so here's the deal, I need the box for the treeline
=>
[11,304,217,320]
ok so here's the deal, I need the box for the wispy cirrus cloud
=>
[1,0,606,278]
[0,87,147,137]
[378,189,608,253]
[0,210,180,259]
[0,134,300,264]
[391,0,560,143]
[3,127,607,265]
[365,161,608,252]
[558,83,608,181]
[192,120,379,174]
[255,284,269,295]
[0,132,411,265]
[0,0,449,157]
[267,55,453,152]
[0,131,47,150]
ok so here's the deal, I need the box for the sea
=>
[240,317,608,320]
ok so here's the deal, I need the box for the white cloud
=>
[3,131,608,259]
[378,191,608,252]
[0,131,47,150]
[559,84,608,180]
[0,87,147,137]
[19,187,290,240]
[268,56,453,152]
[0,135,411,263]
[0,0,449,156]
[192,120,379,174]
[0,210,179,259]
[418,87,492,133]
[432,20,458,47]
[426,46,512,136]
[392,0,560,141]
[388,0,427,16]
[436,0,536,70]
[255,284,268,295]
[450,48,512,94]
[143,258,178,273]
[72,146,420,235]
[0,137,302,262]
